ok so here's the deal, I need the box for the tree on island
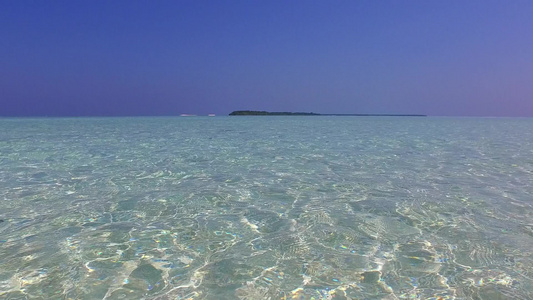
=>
[229,110,319,116]
[228,110,427,117]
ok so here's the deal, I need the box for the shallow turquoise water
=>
[0,116,532,299]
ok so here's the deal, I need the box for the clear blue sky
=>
[1,0,532,116]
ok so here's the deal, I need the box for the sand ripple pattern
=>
[0,117,532,299]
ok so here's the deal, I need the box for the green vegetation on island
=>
[229,110,426,117]
[229,111,319,116]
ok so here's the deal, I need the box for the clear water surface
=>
[0,116,532,299]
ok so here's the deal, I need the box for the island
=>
[229,110,426,117]
[229,111,319,116]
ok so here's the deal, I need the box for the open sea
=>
[0,116,532,300]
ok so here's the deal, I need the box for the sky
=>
[1,0,532,117]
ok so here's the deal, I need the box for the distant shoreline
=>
[229,110,427,117]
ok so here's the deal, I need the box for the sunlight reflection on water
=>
[0,117,532,299]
